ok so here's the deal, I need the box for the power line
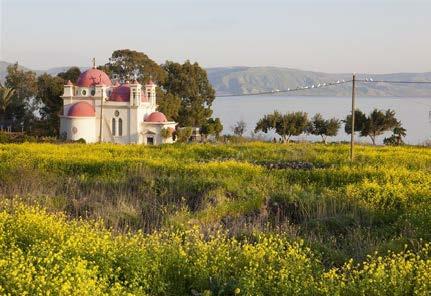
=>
[216,80,352,97]
[216,79,431,98]
[357,80,431,84]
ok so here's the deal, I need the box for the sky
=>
[1,0,430,73]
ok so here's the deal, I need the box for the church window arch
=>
[118,118,123,136]
[112,118,116,136]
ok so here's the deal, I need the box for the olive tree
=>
[255,111,308,143]
[307,113,340,144]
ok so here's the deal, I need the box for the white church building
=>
[59,66,176,144]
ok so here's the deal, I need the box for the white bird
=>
[311,85,315,88]
[370,78,374,82]
[287,88,290,91]
[336,80,340,83]
[323,83,327,86]
[342,80,345,83]
[317,84,321,87]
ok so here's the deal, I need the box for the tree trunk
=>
[370,135,376,145]
[321,135,327,144]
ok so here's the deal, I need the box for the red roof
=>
[146,80,156,86]
[77,68,112,87]
[144,112,167,123]
[109,83,130,102]
[67,101,95,117]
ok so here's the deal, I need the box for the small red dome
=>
[67,101,95,117]
[109,83,130,102]
[66,80,73,86]
[145,112,167,122]
[77,68,112,87]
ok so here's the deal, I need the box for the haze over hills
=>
[207,66,431,97]
[2,61,431,97]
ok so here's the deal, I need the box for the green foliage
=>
[4,63,38,130]
[0,82,15,113]
[176,127,193,143]
[255,111,309,142]
[156,89,181,121]
[344,110,367,135]
[102,49,167,83]
[57,66,82,83]
[36,74,65,136]
[361,109,400,145]
[201,118,223,139]
[345,109,402,145]
[160,128,173,141]
[163,60,216,127]
[384,126,407,146]
[307,113,340,143]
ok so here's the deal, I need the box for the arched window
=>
[118,118,123,136]
[112,118,116,136]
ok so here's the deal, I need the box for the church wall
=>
[60,117,97,143]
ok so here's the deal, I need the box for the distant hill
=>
[207,66,431,97]
[0,61,86,82]
[2,61,431,96]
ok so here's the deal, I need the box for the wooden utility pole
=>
[350,74,356,162]
[99,89,104,143]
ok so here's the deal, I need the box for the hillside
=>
[2,60,431,96]
[208,66,431,96]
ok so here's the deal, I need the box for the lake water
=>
[212,96,431,145]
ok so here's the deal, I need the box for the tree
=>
[254,111,282,134]
[307,113,340,144]
[344,110,367,135]
[36,74,64,136]
[176,127,193,143]
[156,89,181,121]
[232,120,247,137]
[57,67,81,83]
[162,60,215,127]
[384,126,407,146]
[393,126,407,145]
[160,128,173,143]
[255,111,308,143]
[4,63,38,130]
[361,109,399,145]
[201,118,223,140]
[0,82,15,126]
[102,49,166,84]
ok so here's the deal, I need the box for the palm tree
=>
[393,126,407,145]
[0,82,15,127]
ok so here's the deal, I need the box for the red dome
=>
[67,101,96,117]
[145,112,167,122]
[77,68,112,87]
[109,83,130,102]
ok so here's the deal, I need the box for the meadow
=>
[0,142,430,295]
